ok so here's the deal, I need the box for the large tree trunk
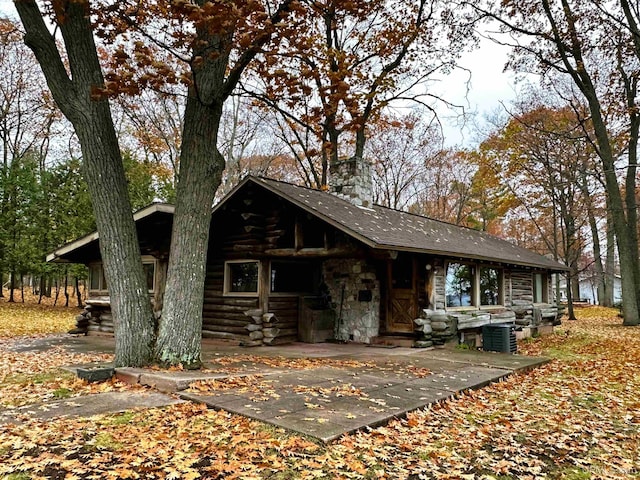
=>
[154,17,227,367]
[76,113,157,366]
[155,94,224,368]
[15,0,156,365]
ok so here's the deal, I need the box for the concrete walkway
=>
[5,336,548,442]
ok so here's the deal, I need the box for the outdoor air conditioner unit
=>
[482,324,517,354]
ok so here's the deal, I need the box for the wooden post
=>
[294,216,303,251]
[154,259,168,314]
[259,259,270,314]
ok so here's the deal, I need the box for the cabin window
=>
[225,260,260,295]
[89,264,107,292]
[446,262,474,307]
[533,273,547,303]
[445,261,508,308]
[271,261,318,293]
[143,261,156,292]
[480,267,502,306]
[296,214,326,249]
[89,259,155,294]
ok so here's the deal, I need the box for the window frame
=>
[478,265,504,307]
[88,257,157,295]
[88,262,108,295]
[445,261,505,310]
[142,256,157,294]
[533,272,548,303]
[445,261,476,309]
[224,259,261,297]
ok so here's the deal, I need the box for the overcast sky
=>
[0,1,519,148]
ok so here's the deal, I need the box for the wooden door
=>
[386,254,418,333]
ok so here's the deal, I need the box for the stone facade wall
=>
[433,264,446,309]
[322,258,380,343]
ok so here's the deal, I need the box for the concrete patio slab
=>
[7,335,548,442]
[179,361,515,442]
[0,391,184,425]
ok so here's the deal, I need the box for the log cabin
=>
[48,170,568,347]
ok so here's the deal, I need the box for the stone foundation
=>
[71,299,114,335]
[416,303,560,347]
[323,258,380,343]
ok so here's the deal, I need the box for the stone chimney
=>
[329,156,373,208]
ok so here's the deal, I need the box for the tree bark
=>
[8,271,14,302]
[38,275,44,304]
[603,212,616,307]
[15,0,156,365]
[64,269,70,307]
[155,89,224,368]
[155,0,295,367]
[75,276,83,308]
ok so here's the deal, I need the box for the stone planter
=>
[76,366,115,383]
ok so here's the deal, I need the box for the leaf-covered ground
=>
[0,300,76,337]
[1,303,638,479]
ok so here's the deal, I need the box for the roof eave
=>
[250,177,567,272]
[46,203,175,263]
[370,243,570,272]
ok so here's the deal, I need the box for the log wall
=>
[202,185,317,344]
[511,270,534,304]
[267,296,299,343]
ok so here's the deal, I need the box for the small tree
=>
[473,0,640,325]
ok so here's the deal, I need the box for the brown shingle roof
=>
[248,176,566,271]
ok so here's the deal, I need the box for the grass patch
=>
[93,433,124,451]
[571,393,604,408]
[52,387,73,399]
[3,473,32,480]
[558,466,591,480]
[1,370,74,390]
[101,411,135,426]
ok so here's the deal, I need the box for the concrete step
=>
[369,336,415,348]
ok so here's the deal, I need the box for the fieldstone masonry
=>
[323,258,380,343]
[329,157,373,207]
[432,264,446,310]
[71,300,113,335]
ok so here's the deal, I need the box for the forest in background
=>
[0,1,634,323]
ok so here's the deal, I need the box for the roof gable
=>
[47,203,175,263]
[213,176,566,271]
